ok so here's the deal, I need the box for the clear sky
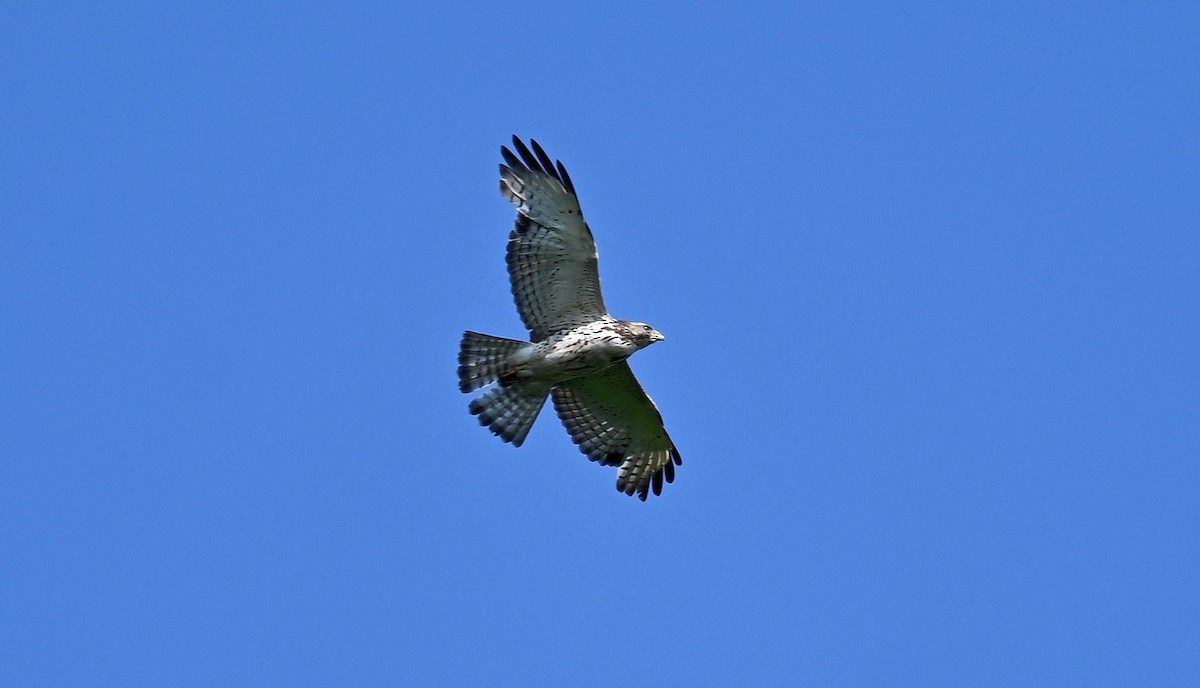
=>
[3,2,1198,686]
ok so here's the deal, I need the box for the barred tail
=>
[457,331,528,393]
[468,382,551,447]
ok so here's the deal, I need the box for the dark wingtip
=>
[500,145,523,170]
[506,136,574,194]
[556,160,575,194]
[511,137,542,173]
[530,139,557,177]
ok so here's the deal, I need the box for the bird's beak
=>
[652,329,666,342]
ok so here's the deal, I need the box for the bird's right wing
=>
[551,362,682,500]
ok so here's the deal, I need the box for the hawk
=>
[458,136,682,500]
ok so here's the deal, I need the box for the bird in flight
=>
[458,136,682,500]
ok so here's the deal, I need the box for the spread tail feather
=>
[458,331,528,392]
[468,382,550,447]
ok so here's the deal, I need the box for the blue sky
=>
[3,2,1198,685]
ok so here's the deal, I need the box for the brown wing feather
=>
[499,136,607,341]
[551,362,682,500]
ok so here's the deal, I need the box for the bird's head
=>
[628,322,666,349]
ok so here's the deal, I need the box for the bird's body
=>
[526,319,659,380]
[458,136,681,500]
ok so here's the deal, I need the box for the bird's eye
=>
[643,325,651,332]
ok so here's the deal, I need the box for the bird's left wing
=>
[551,362,682,500]
[500,137,608,341]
